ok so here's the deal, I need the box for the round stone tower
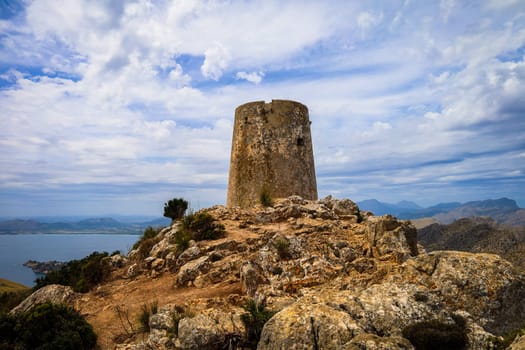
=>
[227,99,318,208]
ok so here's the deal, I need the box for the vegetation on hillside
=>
[164,198,189,221]
[34,251,111,293]
[0,302,97,350]
[132,226,163,261]
[241,299,276,349]
[171,211,225,256]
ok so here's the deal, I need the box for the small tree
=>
[163,198,188,221]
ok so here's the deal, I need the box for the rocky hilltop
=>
[11,196,525,349]
[419,217,525,271]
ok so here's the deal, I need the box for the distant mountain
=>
[433,198,522,225]
[0,216,170,235]
[418,217,525,271]
[358,197,524,227]
[357,199,421,217]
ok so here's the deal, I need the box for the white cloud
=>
[1,0,525,214]
[201,43,231,80]
[235,71,264,84]
[357,11,384,32]
[440,0,455,22]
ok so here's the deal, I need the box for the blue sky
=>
[1,0,524,216]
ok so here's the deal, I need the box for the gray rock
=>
[240,261,267,297]
[176,310,245,350]
[176,256,211,286]
[127,263,140,278]
[258,302,362,350]
[510,333,525,350]
[343,333,414,350]
[176,246,201,267]
[366,215,418,261]
[10,284,77,315]
[396,251,525,335]
[109,254,128,268]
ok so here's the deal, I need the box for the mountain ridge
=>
[0,216,171,235]
[358,197,525,227]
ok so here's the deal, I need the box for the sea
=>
[0,234,140,287]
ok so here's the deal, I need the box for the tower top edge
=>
[235,99,308,112]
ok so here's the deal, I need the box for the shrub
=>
[402,317,468,350]
[164,198,189,221]
[181,212,225,241]
[174,229,192,256]
[34,251,111,293]
[0,289,31,314]
[259,186,273,207]
[138,301,158,332]
[169,305,195,337]
[132,226,160,250]
[273,237,292,259]
[0,302,97,350]
[240,299,275,349]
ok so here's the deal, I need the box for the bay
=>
[0,234,139,287]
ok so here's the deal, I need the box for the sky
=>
[0,0,524,217]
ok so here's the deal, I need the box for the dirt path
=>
[78,270,241,349]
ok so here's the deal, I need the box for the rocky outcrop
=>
[510,333,525,350]
[10,284,77,315]
[46,195,525,350]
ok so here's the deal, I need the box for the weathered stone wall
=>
[227,100,318,208]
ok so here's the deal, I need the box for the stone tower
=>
[227,99,318,207]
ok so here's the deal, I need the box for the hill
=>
[7,196,525,349]
[359,197,525,227]
[418,217,525,271]
[0,217,171,235]
[0,278,29,293]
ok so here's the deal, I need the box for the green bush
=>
[164,198,189,221]
[0,289,31,314]
[34,251,111,293]
[273,237,292,259]
[174,229,192,256]
[181,212,225,241]
[132,226,160,250]
[0,302,97,350]
[259,186,273,207]
[138,301,158,332]
[402,317,468,350]
[240,299,275,349]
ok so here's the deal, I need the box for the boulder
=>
[240,261,267,297]
[510,333,525,350]
[176,256,211,287]
[366,215,418,261]
[175,310,245,350]
[396,251,525,335]
[10,284,77,315]
[109,254,128,268]
[127,263,140,278]
[342,333,414,350]
[258,301,362,350]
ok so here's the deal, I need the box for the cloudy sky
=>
[1,0,524,217]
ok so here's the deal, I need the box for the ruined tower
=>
[227,99,318,208]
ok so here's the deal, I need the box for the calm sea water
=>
[0,234,139,287]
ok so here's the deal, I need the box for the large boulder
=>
[395,251,525,335]
[366,215,418,261]
[176,256,211,287]
[258,301,362,350]
[175,309,245,350]
[10,284,77,315]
